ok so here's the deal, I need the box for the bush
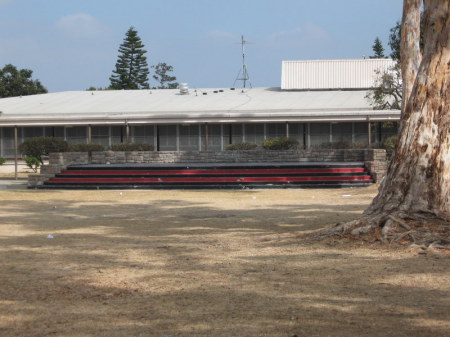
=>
[68,143,105,152]
[24,156,41,173]
[261,137,299,150]
[110,142,154,151]
[0,157,5,165]
[382,135,397,160]
[315,141,366,149]
[18,137,69,163]
[225,142,258,151]
[381,135,397,152]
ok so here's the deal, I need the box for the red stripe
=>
[61,168,366,175]
[50,176,372,183]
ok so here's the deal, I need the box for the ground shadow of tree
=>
[0,191,448,337]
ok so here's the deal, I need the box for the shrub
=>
[381,135,397,152]
[261,137,299,150]
[315,141,366,149]
[68,143,105,152]
[225,142,258,151]
[110,142,154,151]
[18,137,69,163]
[0,157,5,165]
[24,156,41,173]
[381,135,397,160]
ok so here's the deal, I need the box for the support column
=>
[204,123,209,151]
[14,126,18,180]
[367,117,372,146]
[87,125,92,143]
[125,122,130,142]
[286,122,290,138]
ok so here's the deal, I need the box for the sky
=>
[0,0,403,92]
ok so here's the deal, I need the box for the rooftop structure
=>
[281,58,396,90]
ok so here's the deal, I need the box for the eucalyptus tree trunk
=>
[400,0,422,113]
[322,0,450,238]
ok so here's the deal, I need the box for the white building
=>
[0,59,399,157]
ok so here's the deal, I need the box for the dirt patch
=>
[0,187,449,337]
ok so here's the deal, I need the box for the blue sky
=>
[0,0,403,92]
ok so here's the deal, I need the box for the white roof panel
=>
[0,87,399,126]
[281,58,396,90]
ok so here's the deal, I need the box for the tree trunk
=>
[321,0,450,239]
[400,0,422,112]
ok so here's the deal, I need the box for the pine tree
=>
[370,37,386,58]
[109,27,150,89]
[152,62,178,89]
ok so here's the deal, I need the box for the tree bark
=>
[321,0,450,238]
[400,0,422,112]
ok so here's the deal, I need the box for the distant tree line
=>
[0,26,178,98]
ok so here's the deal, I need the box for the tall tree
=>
[389,15,425,62]
[0,64,47,98]
[152,62,178,89]
[367,11,426,111]
[109,27,150,89]
[323,0,450,245]
[389,21,402,61]
[370,37,386,58]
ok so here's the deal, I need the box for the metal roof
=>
[0,87,400,126]
[281,59,396,90]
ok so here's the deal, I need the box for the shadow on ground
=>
[0,189,448,337]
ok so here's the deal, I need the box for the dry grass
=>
[0,186,449,337]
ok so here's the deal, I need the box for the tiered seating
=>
[37,162,374,189]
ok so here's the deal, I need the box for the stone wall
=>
[50,149,373,165]
[364,149,388,183]
[29,149,387,187]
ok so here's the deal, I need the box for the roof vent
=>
[179,83,189,95]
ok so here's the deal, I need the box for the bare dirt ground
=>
[0,185,449,337]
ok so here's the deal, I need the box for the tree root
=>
[316,211,450,250]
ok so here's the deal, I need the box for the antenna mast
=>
[234,35,252,89]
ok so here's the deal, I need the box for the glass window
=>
[44,127,64,138]
[224,124,243,145]
[1,128,15,157]
[266,123,286,139]
[158,125,177,151]
[179,124,199,151]
[201,124,222,151]
[131,125,155,145]
[91,126,110,148]
[309,123,331,146]
[66,126,87,144]
[23,127,44,139]
[331,123,353,143]
[354,122,369,145]
[244,124,264,144]
[110,126,123,145]
[289,123,305,148]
